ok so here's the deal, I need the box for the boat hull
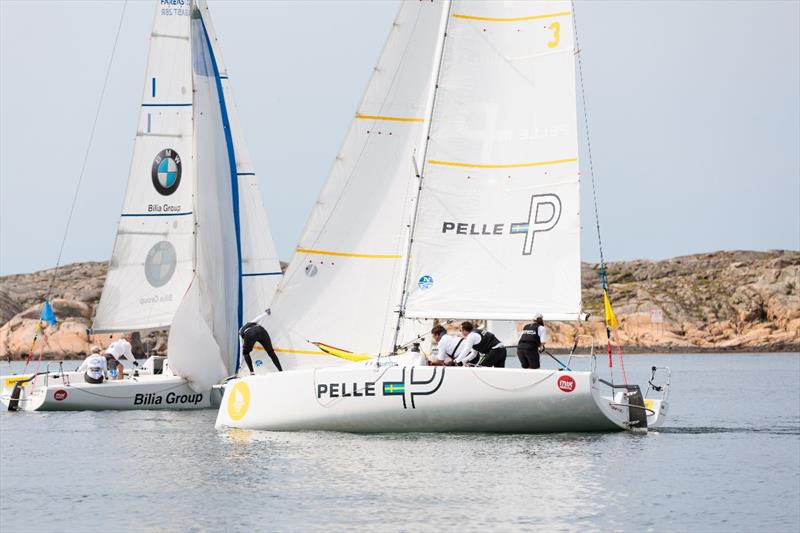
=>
[1,373,219,412]
[215,366,638,433]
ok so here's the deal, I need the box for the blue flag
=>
[40,299,57,326]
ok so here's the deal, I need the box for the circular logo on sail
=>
[144,241,177,288]
[557,375,576,393]
[151,149,182,196]
[227,381,251,421]
[418,275,433,289]
[53,389,68,401]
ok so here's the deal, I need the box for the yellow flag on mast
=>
[603,289,619,328]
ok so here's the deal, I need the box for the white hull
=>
[1,372,220,412]
[215,365,667,433]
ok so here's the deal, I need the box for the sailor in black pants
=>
[517,316,543,369]
[239,317,283,374]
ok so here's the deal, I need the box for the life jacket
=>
[472,329,500,354]
[518,323,541,349]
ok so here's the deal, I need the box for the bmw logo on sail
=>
[151,149,182,196]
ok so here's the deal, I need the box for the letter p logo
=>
[510,194,562,256]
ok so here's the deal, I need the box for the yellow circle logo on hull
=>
[227,381,251,421]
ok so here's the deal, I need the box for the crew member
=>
[517,317,542,369]
[429,325,464,366]
[105,335,133,380]
[534,313,548,352]
[239,311,283,374]
[456,321,506,367]
[82,347,108,384]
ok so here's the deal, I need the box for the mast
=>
[391,0,452,351]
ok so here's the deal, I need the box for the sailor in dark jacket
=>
[459,321,507,368]
[239,312,283,374]
[517,313,544,369]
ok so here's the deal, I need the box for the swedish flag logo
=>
[383,382,405,396]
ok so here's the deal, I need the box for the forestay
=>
[93,5,195,332]
[404,0,582,321]
[168,3,244,390]
[260,1,447,367]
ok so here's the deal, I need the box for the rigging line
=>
[571,1,606,290]
[46,0,129,301]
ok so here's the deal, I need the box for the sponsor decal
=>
[315,367,445,409]
[134,392,204,406]
[144,240,177,288]
[418,275,433,289]
[227,381,250,421]
[53,389,68,401]
[151,149,182,196]
[557,374,576,393]
[441,193,562,256]
[254,359,263,367]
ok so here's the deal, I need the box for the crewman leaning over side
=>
[429,325,464,366]
[239,311,283,374]
[456,321,506,368]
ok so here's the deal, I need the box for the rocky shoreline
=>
[1,250,798,359]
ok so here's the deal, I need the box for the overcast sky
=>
[1,0,798,276]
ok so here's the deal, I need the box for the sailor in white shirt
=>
[456,321,507,367]
[82,348,108,384]
[107,337,135,361]
[429,325,464,366]
[105,336,133,380]
[454,328,483,365]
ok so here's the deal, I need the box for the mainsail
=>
[93,4,196,332]
[404,0,582,321]
[94,0,281,388]
[260,0,446,368]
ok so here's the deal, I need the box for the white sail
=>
[200,7,283,320]
[404,0,582,321]
[259,1,447,368]
[94,4,195,332]
[167,2,242,390]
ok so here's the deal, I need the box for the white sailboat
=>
[215,0,671,433]
[1,0,282,412]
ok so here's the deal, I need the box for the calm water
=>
[1,354,798,532]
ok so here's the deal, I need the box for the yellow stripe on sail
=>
[452,11,571,23]
[604,289,619,328]
[427,157,577,169]
[296,247,401,259]
[355,114,424,123]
